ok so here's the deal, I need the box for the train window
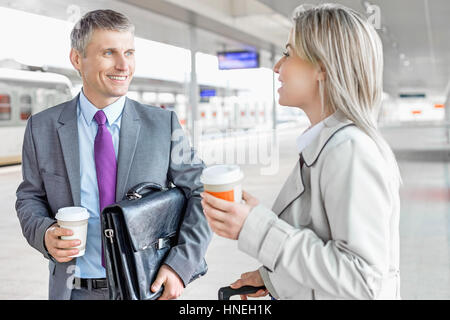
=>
[0,94,11,121]
[20,94,32,120]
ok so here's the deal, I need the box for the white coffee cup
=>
[200,164,244,203]
[55,207,89,257]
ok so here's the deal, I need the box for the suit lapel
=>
[115,98,141,202]
[57,95,81,206]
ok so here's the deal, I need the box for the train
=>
[0,68,302,166]
[0,68,72,166]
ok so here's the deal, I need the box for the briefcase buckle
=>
[126,192,142,200]
[157,238,165,250]
[140,238,167,251]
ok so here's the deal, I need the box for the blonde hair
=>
[291,3,402,186]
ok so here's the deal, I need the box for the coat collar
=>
[272,109,355,216]
[302,109,355,167]
[57,94,79,125]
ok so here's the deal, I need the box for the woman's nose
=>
[273,57,282,74]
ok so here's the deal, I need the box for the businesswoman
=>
[201,3,402,300]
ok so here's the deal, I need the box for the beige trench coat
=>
[238,110,401,300]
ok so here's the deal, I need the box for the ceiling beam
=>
[121,0,275,52]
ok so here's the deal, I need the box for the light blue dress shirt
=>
[75,89,125,278]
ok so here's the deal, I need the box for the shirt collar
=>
[296,118,326,154]
[79,88,126,127]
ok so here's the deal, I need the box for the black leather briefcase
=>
[100,182,207,300]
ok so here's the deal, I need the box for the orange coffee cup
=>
[200,165,243,203]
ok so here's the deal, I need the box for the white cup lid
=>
[55,207,89,221]
[200,165,244,185]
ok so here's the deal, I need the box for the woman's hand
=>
[201,190,259,240]
[231,270,269,300]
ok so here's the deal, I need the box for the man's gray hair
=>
[71,9,135,56]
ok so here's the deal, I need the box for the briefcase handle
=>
[126,182,167,200]
[218,286,266,300]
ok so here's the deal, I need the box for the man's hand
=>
[151,264,184,300]
[44,223,80,263]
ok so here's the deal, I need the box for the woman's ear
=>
[317,63,326,81]
[317,72,326,81]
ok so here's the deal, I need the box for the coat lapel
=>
[115,98,141,202]
[57,95,81,206]
[272,110,355,216]
[272,159,305,216]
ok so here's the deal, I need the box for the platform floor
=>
[0,126,449,299]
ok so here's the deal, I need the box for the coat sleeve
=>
[238,138,394,299]
[15,116,57,260]
[163,111,212,286]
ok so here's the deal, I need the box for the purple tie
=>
[94,110,117,268]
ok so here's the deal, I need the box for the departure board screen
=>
[217,51,260,70]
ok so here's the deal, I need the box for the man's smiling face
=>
[71,28,135,107]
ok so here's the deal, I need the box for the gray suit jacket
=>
[15,94,212,300]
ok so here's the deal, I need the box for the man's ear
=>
[69,48,82,77]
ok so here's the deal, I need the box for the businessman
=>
[16,9,211,300]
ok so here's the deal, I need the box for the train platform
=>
[380,121,450,162]
[0,126,449,299]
